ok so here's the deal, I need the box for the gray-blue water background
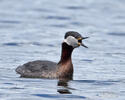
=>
[0,0,125,100]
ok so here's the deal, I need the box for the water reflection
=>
[57,80,72,94]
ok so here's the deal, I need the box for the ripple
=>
[75,80,97,83]
[108,32,125,36]
[0,20,21,24]
[75,80,120,85]
[114,15,125,19]
[32,42,42,46]
[2,42,55,47]
[64,6,86,10]
[2,42,22,46]
[93,81,114,85]
[45,16,71,20]
[105,53,125,56]
[80,59,93,62]
[3,82,14,85]
[33,94,86,99]
[49,24,67,28]
[33,8,52,13]
[70,22,84,26]
[10,87,25,89]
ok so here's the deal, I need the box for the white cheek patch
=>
[63,36,79,48]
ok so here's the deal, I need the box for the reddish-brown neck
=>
[57,43,74,80]
[58,43,74,64]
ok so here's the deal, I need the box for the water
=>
[0,0,125,100]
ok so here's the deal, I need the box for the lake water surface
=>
[0,0,125,100]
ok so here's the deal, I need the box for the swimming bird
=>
[16,31,88,80]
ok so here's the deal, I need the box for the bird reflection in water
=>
[57,79,75,94]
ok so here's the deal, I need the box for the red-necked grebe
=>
[16,31,88,80]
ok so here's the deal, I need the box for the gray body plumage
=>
[16,60,57,78]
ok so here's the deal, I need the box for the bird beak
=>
[78,37,89,48]
[82,37,89,40]
[82,37,89,48]
[81,43,88,48]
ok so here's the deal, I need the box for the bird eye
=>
[78,40,82,43]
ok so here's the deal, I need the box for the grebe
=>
[16,31,88,80]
